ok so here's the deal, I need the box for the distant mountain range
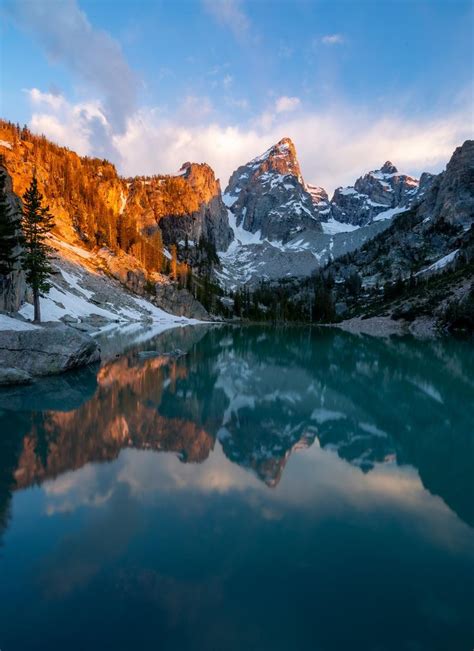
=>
[0,118,472,331]
[217,137,472,305]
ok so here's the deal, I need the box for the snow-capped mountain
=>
[218,140,426,289]
[305,183,329,208]
[328,161,419,227]
[224,137,321,243]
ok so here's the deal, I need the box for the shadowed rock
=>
[0,323,100,382]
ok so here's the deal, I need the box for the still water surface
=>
[0,325,473,651]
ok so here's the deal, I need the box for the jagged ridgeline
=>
[226,139,474,330]
[0,120,231,278]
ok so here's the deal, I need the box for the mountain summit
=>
[247,137,303,183]
[224,137,321,242]
[380,161,398,174]
[329,161,420,226]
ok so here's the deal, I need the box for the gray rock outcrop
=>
[153,284,210,320]
[416,140,474,229]
[329,161,420,226]
[0,166,27,313]
[0,367,32,386]
[224,138,322,243]
[157,162,233,251]
[0,324,100,382]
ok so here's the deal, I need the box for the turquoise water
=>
[0,325,473,651]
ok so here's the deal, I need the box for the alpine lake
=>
[0,324,473,651]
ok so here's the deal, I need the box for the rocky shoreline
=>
[0,321,101,386]
[334,315,439,338]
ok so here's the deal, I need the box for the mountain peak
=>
[223,136,321,242]
[380,161,398,174]
[306,183,329,206]
[250,136,302,181]
[271,137,296,158]
[275,136,295,148]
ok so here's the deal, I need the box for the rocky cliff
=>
[218,143,431,289]
[328,161,419,226]
[224,137,321,242]
[0,121,231,260]
[123,162,232,252]
[0,164,26,312]
[290,140,474,328]
[330,140,474,283]
[415,140,474,229]
[0,120,223,320]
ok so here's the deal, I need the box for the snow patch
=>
[338,186,358,196]
[119,190,127,215]
[321,218,359,235]
[224,209,263,248]
[60,269,94,299]
[372,206,408,222]
[223,192,238,208]
[416,249,459,275]
[0,314,39,331]
[311,408,345,424]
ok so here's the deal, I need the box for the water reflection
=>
[1,325,473,528]
[0,325,473,651]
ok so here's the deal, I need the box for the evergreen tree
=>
[0,169,20,279]
[20,176,55,322]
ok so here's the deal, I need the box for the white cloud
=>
[113,103,471,194]
[179,95,215,122]
[4,0,137,132]
[275,96,301,113]
[25,87,472,195]
[321,33,345,45]
[27,87,112,158]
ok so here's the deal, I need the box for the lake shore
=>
[334,315,439,338]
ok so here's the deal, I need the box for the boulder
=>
[0,323,100,379]
[0,364,98,409]
[0,367,32,386]
[154,284,210,320]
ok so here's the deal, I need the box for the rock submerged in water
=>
[0,367,33,386]
[0,323,100,384]
[138,348,184,359]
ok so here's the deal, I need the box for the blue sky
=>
[1,0,473,192]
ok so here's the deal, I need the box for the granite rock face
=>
[0,166,26,313]
[0,367,32,386]
[0,121,232,262]
[306,140,474,310]
[153,284,210,320]
[329,161,420,226]
[224,138,322,243]
[0,324,100,380]
[150,162,233,251]
[417,140,474,229]
[305,184,329,210]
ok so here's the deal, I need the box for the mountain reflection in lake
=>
[0,325,473,651]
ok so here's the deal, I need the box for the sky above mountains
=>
[1,0,473,192]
